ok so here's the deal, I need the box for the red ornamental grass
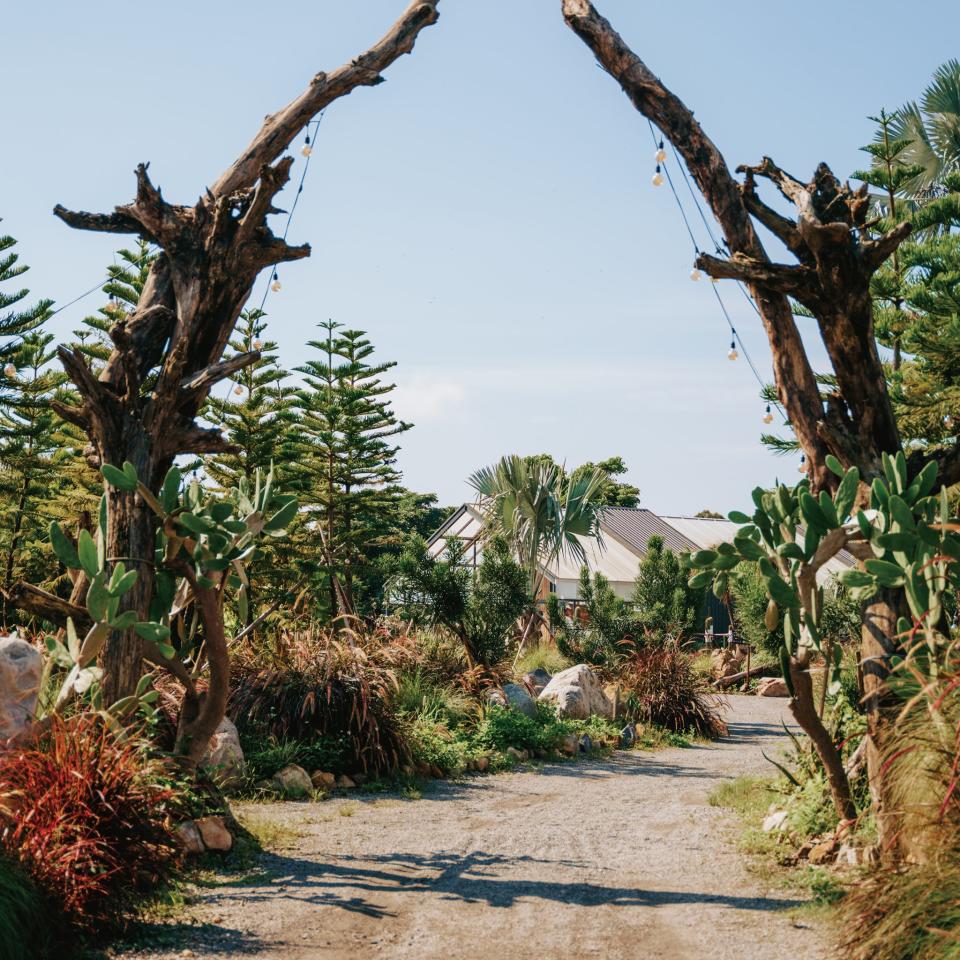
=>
[0,714,181,931]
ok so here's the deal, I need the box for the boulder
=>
[196,815,233,852]
[522,668,552,696]
[502,682,537,718]
[619,724,636,748]
[757,677,790,698]
[336,774,356,789]
[474,755,490,772]
[311,770,336,791]
[808,839,836,865]
[762,809,788,833]
[485,688,509,709]
[174,821,205,855]
[199,717,246,789]
[506,746,528,762]
[538,664,613,720]
[560,734,579,756]
[579,734,593,753]
[272,764,313,799]
[0,636,41,741]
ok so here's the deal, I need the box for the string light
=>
[3,363,16,378]
[727,338,738,361]
[270,272,282,293]
[652,165,664,187]
[301,133,313,158]
[690,267,702,281]
[798,453,807,474]
[252,339,263,351]
[234,384,244,396]
[654,140,666,164]
[763,404,774,424]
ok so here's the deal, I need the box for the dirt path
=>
[120,696,825,960]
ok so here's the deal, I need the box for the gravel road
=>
[117,695,825,960]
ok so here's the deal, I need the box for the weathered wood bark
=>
[49,1,441,713]
[559,0,929,847]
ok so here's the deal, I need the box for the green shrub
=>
[633,535,705,642]
[514,642,571,678]
[242,733,353,781]
[0,856,48,959]
[393,670,471,727]
[473,703,575,755]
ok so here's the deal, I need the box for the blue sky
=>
[2,1,957,513]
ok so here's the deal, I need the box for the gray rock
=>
[199,716,246,789]
[485,688,509,709]
[0,635,41,741]
[272,763,313,799]
[560,734,579,756]
[522,668,552,696]
[762,809,788,832]
[579,734,593,753]
[619,724,636,748]
[502,682,537,718]
[174,820,205,855]
[538,664,613,720]
[756,677,790,698]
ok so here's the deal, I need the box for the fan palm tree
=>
[888,59,960,195]
[468,454,606,597]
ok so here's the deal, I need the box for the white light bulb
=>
[652,172,664,187]
[763,411,774,425]
[798,456,807,474]
[690,268,702,281]
[3,363,16,378]
[301,144,313,158]
[727,347,739,361]
[655,148,666,164]
[234,385,243,396]
[271,279,282,293]
[252,340,263,351]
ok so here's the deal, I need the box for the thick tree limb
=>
[862,222,913,272]
[52,206,143,235]
[212,1,441,197]
[178,351,261,406]
[695,253,811,293]
[1,582,92,631]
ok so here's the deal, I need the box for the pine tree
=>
[0,226,51,406]
[204,309,300,624]
[296,320,411,617]
[71,240,155,364]
[0,332,67,622]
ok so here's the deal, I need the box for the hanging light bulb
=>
[763,404,774,424]
[234,384,244,396]
[727,338,738,361]
[690,267,702,281]
[798,453,807,474]
[3,363,16,378]
[652,165,664,187]
[301,134,312,158]
[270,271,282,293]
[654,140,666,164]
[252,339,263,351]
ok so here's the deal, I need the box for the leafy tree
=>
[468,454,606,597]
[546,567,636,666]
[633,535,704,642]
[296,320,411,617]
[695,509,724,519]
[570,456,640,507]
[390,535,529,667]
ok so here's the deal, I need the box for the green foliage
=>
[242,733,353,782]
[472,702,575,755]
[513,641,571,678]
[547,567,635,667]
[0,856,48,960]
[633,535,704,642]
[390,534,529,666]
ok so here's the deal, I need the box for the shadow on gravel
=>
[200,848,807,919]
[86,921,269,958]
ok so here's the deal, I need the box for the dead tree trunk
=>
[48,1,440,703]
[559,0,960,846]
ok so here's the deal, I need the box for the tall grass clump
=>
[0,714,180,932]
[230,624,411,775]
[619,647,727,738]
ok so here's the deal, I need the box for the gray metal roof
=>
[599,508,698,556]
